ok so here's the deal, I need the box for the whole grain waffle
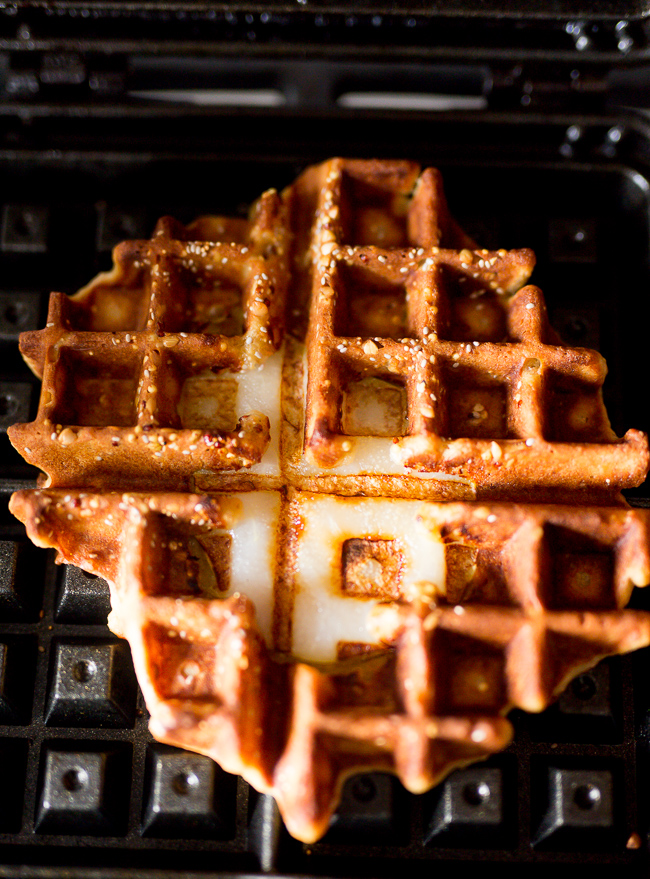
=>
[9,158,648,500]
[285,159,648,500]
[9,193,290,491]
[9,488,650,842]
[7,158,650,843]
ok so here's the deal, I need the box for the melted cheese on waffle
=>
[216,491,280,643]
[235,349,283,475]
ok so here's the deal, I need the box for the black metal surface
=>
[1,114,650,876]
[2,0,650,120]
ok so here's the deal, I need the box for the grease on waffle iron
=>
[7,158,650,843]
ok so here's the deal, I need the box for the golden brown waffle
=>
[8,158,650,843]
[287,159,648,498]
[9,193,290,490]
[9,488,650,842]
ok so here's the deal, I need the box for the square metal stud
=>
[549,304,601,352]
[0,540,22,617]
[548,218,598,263]
[1,205,49,253]
[327,773,401,842]
[36,747,127,835]
[0,540,41,621]
[142,747,236,838]
[96,203,148,252]
[557,662,612,718]
[529,661,618,745]
[0,291,42,338]
[56,566,112,625]
[425,766,505,845]
[46,640,137,728]
[534,767,615,847]
[0,381,33,433]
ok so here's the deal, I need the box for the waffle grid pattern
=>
[9,194,290,489]
[300,159,647,491]
[2,495,650,866]
[10,487,650,842]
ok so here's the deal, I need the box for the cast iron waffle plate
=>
[2,121,650,876]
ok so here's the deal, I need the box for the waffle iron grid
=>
[2,144,650,876]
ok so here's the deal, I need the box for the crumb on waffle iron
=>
[8,157,650,843]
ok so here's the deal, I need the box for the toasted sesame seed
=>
[363,340,379,355]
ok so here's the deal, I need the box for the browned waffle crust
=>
[8,158,650,843]
[10,197,290,490]
[287,159,647,497]
[10,488,650,841]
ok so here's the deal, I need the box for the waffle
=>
[9,195,290,491]
[10,488,650,842]
[9,158,647,501]
[8,158,650,843]
[283,159,648,501]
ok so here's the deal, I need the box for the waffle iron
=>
[2,2,650,876]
